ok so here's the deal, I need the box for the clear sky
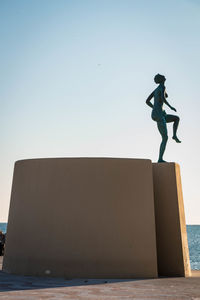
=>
[0,0,200,223]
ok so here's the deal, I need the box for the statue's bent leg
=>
[165,114,181,143]
[157,120,168,162]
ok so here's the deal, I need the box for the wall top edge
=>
[15,157,153,164]
[153,162,180,167]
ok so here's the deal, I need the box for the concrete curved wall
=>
[3,158,158,278]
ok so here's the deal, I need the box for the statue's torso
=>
[152,86,166,122]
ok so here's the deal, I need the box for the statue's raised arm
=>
[146,91,154,108]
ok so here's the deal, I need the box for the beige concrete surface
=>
[191,270,200,277]
[3,158,158,278]
[153,163,191,277]
[0,257,200,300]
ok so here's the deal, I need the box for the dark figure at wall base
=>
[0,231,5,256]
[146,74,181,163]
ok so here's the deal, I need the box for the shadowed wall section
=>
[3,158,158,278]
[153,163,191,277]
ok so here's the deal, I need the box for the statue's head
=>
[154,74,166,84]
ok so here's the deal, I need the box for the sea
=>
[0,223,200,270]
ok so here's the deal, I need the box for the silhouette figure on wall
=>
[146,74,181,163]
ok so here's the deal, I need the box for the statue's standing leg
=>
[157,120,168,162]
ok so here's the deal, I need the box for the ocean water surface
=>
[187,225,200,270]
[0,223,199,270]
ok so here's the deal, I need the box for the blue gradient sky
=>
[1,0,200,223]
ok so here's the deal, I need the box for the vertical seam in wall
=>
[150,162,159,277]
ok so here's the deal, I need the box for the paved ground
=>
[0,257,200,300]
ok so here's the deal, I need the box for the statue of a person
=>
[146,74,181,163]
